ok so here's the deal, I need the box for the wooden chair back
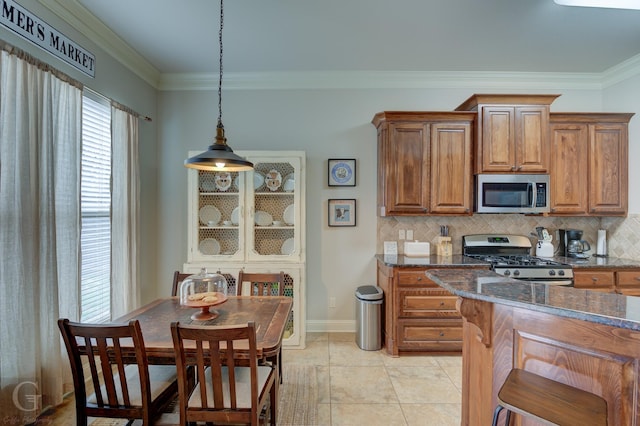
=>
[172,271,193,297]
[58,318,177,425]
[170,321,276,425]
[237,271,286,296]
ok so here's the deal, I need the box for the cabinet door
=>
[479,106,515,172]
[589,124,628,215]
[429,122,473,214]
[516,106,549,172]
[244,154,303,262]
[550,123,588,214]
[187,166,246,262]
[383,122,430,215]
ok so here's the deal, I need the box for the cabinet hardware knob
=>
[511,166,517,171]
[592,277,599,282]
[517,166,522,171]
[635,277,640,281]
[439,332,445,337]
[439,302,445,306]
[417,277,422,281]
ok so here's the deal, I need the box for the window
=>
[80,91,111,323]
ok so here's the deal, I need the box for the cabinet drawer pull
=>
[439,332,445,337]
[592,277,599,282]
[635,277,640,281]
[439,301,445,306]
[417,277,422,281]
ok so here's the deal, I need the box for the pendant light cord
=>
[218,0,224,129]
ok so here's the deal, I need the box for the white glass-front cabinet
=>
[184,151,306,348]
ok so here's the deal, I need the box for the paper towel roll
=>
[596,229,607,256]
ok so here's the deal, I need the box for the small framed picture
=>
[328,159,356,187]
[328,199,356,227]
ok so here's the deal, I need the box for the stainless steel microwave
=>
[475,174,550,214]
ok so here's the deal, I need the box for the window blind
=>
[80,92,111,323]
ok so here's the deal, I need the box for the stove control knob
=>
[504,270,511,276]
[513,270,520,277]
[558,270,565,276]
[549,270,556,276]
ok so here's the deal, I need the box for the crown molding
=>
[39,0,640,92]
[159,70,604,91]
[601,52,640,88]
[38,0,160,87]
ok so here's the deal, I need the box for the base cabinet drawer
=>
[573,271,615,290]
[399,289,459,318]
[397,270,436,286]
[397,319,462,352]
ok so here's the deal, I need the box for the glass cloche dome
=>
[179,268,228,320]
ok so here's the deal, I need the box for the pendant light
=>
[184,0,253,172]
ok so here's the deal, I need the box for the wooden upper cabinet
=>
[550,113,633,216]
[456,94,559,174]
[372,112,475,216]
[589,123,628,215]
[550,122,589,214]
[430,121,473,214]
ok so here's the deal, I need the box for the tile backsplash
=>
[377,214,640,260]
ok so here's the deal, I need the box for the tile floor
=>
[41,332,462,425]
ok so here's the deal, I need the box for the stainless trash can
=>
[355,285,383,350]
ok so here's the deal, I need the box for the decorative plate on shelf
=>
[214,172,232,191]
[199,205,221,225]
[283,204,295,225]
[199,175,217,192]
[281,238,295,255]
[265,169,282,192]
[283,173,295,192]
[255,210,273,227]
[253,171,265,190]
[231,206,240,225]
[198,238,221,255]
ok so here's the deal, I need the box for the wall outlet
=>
[329,297,336,308]
[406,229,413,240]
[398,229,405,240]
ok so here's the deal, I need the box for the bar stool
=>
[492,369,608,426]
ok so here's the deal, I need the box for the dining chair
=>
[237,270,288,383]
[57,318,178,426]
[171,271,193,297]
[237,271,286,297]
[171,321,277,426]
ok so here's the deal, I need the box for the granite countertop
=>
[376,253,640,269]
[426,268,640,332]
[555,255,640,269]
[375,254,490,267]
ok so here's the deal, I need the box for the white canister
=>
[535,241,554,258]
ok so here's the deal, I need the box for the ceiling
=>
[65,0,640,79]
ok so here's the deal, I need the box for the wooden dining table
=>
[114,296,292,364]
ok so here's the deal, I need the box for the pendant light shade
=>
[184,124,253,171]
[184,0,253,172]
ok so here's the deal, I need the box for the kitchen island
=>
[426,268,640,426]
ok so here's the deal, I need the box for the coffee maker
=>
[559,229,591,258]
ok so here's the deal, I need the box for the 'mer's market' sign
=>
[1,0,95,77]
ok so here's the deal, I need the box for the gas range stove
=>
[463,234,573,285]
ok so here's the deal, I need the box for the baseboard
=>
[306,320,355,333]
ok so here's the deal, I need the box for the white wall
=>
[157,83,638,331]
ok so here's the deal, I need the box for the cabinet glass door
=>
[189,169,245,261]
[246,156,300,261]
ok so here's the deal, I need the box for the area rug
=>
[90,365,318,425]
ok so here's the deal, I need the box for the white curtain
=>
[110,105,140,318]
[0,48,81,421]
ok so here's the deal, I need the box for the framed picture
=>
[328,159,356,187]
[328,199,356,227]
